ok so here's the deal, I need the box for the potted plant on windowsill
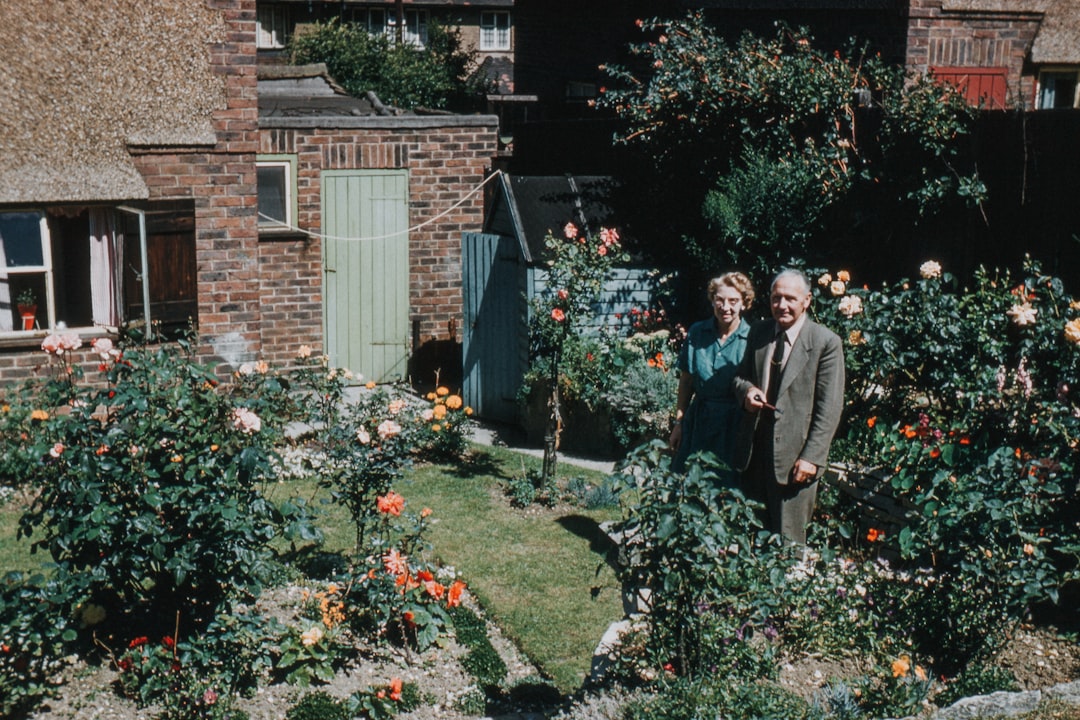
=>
[16,288,36,331]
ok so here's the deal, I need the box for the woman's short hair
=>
[707,272,755,308]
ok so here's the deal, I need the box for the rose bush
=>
[0,338,468,716]
[811,259,1079,615]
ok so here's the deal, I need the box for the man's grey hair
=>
[771,268,811,296]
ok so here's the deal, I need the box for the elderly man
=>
[732,269,845,543]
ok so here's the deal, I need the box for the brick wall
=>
[132,0,263,371]
[905,0,1043,107]
[0,0,261,385]
[256,121,498,371]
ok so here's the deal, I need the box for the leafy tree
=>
[597,14,987,281]
[289,18,488,111]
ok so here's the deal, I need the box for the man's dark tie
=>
[766,331,786,405]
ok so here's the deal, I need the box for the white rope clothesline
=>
[258,169,504,242]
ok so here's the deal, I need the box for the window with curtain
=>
[0,202,197,337]
[480,12,511,51]
[388,10,428,48]
[256,3,289,50]
[1037,70,1079,109]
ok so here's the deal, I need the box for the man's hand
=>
[791,458,817,484]
[744,387,767,412]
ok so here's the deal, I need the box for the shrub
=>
[0,572,77,717]
[288,18,486,111]
[610,442,794,682]
[11,338,318,628]
[812,260,1080,614]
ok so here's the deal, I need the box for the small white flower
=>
[237,363,254,376]
[818,273,832,287]
[357,428,371,444]
[829,280,846,297]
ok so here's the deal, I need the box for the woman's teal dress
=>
[672,318,749,476]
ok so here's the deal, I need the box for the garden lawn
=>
[402,445,625,693]
[0,443,626,698]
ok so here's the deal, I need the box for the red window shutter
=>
[930,66,1009,109]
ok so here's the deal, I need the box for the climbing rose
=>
[838,295,863,317]
[1065,318,1080,345]
[920,260,942,279]
[357,428,371,444]
[599,227,620,247]
[297,344,312,358]
[563,222,578,239]
[50,442,64,458]
[1007,303,1037,326]
[551,308,566,322]
[829,280,846,297]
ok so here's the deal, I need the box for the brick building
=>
[0,0,498,386]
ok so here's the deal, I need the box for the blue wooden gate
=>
[462,232,525,423]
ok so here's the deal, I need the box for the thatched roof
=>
[1031,0,1080,64]
[0,0,228,204]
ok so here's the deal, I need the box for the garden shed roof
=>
[258,64,394,119]
[0,0,227,204]
[486,174,620,264]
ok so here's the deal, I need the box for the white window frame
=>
[0,207,150,337]
[256,155,298,234]
[480,11,511,52]
[1036,68,1080,110]
[389,9,428,48]
[257,4,289,50]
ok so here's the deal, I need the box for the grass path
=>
[402,446,624,693]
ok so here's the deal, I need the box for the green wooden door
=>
[322,170,409,383]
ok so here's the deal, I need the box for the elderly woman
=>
[669,272,754,476]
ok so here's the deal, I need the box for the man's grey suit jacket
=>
[732,318,845,484]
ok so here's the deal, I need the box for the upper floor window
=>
[257,155,298,234]
[389,10,428,48]
[480,11,511,52]
[348,8,389,37]
[0,203,196,338]
[1037,70,1079,109]
[257,4,289,50]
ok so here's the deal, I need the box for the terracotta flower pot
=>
[17,304,36,331]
